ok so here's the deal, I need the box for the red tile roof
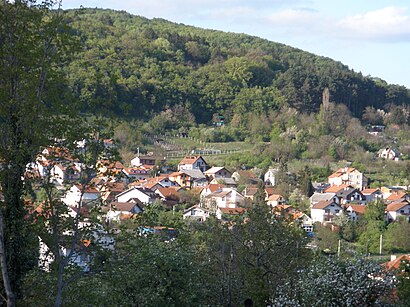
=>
[324,184,350,193]
[179,155,204,165]
[348,205,366,214]
[362,188,380,195]
[312,200,338,209]
[328,167,357,178]
[387,192,408,202]
[386,201,409,212]
[384,255,410,270]
[157,187,180,200]
[208,184,225,193]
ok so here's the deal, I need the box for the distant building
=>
[178,155,208,172]
[378,147,401,161]
[328,167,368,190]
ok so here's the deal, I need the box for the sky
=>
[62,0,410,89]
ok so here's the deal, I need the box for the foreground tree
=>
[275,256,395,306]
[0,0,75,304]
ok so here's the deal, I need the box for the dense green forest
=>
[63,8,410,123]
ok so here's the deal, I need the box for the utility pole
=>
[337,239,341,258]
[379,234,383,255]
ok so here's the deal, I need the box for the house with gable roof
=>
[335,186,366,205]
[216,207,247,220]
[386,201,410,222]
[204,188,245,209]
[131,154,166,168]
[178,155,208,172]
[122,167,151,181]
[106,201,144,222]
[116,186,160,204]
[386,191,409,204]
[267,194,286,207]
[169,169,207,189]
[346,204,366,221]
[183,205,211,222]
[328,167,368,190]
[155,187,182,207]
[63,184,100,207]
[378,147,401,161]
[311,200,343,223]
[204,166,232,180]
[264,168,278,186]
[362,188,383,203]
[309,191,339,207]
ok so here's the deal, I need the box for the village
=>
[24,137,409,272]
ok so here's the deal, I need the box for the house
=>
[183,205,211,222]
[39,237,91,272]
[216,207,247,220]
[200,184,225,199]
[378,147,401,161]
[346,204,366,221]
[106,201,144,222]
[294,212,314,233]
[155,187,182,207]
[209,177,237,188]
[386,201,410,222]
[309,192,339,206]
[178,155,208,172]
[143,176,180,189]
[122,167,151,181]
[131,154,166,168]
[335,186,366,205]
[264,168,278,186]
[267,194,285,207]
[51,163,82,184]
[204,167,232,180]
[99,181,127,204]
[97,160,125,177]
[116,187,159,204]
[328,167,368,190]
[362,188,383,203]
[386,191,409,204]
[169,169,207,189]
[311,200,343,223]
[63,184,100,207]
[231,170,259,185]
[368,125,385,136]
[204,188,245,209]
[381,186,406,199]
[39,225,114,272]
[243,186,266,201]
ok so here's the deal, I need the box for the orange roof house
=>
[328,167,368,190]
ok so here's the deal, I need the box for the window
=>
[335,209,340,213]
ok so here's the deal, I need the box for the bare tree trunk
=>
[0,209,15,307]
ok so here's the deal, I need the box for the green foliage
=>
[384,217,410,253]
[62,8,410,123]
[314,223,339,253]
[396,259,410,306]
[275,256,395,306]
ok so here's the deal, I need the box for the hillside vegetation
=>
[64,8,410,124]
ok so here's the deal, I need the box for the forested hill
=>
[63,8,410,123]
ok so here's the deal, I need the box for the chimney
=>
[391,255,397,261]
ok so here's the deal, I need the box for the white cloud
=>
[337,7,410,42]
[266,8,320,28]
